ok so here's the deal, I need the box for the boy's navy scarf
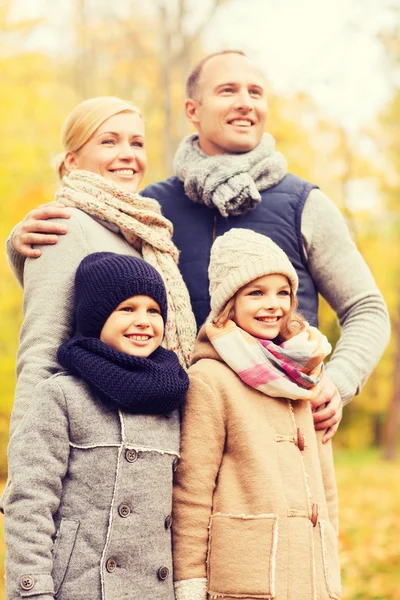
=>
[58,336,189,414]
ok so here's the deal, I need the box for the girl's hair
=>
[53,96,142,180]
[213,283,305,342]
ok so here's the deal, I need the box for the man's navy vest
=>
[143,174,319,329]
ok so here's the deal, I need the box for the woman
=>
[6,96,196,439]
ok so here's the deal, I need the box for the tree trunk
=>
[159,3,174,174]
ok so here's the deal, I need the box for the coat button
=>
[20,575,35,591]
[125,449,138,463]
[118,503,131,518]
[297,428,305,451]
[157,566,169,581]
[106,558,117,573]
[311,503,318,527]
[172,457,180,472]
[164,515,173,529]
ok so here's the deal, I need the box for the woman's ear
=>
[64,151,80,172]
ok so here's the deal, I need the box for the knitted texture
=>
[56,169,196,368]
[173,133,287,217]
[74,252,168,338]
[208,229,299,318]
[57,337,189,414]
[205,320,332,401]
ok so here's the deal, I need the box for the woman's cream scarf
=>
[56,170,196,368]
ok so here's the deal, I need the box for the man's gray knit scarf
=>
[173,133,287,217]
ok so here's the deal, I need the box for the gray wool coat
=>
[4,373,180,600]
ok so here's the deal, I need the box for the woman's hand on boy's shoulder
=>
[12,202,71,257]
[311,376,343,443]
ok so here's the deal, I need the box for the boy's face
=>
[233,274,291,340]
[100,295,164,358]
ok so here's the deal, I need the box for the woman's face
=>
[66,111,146,193]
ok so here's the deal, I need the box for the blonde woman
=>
[6,97,196,441]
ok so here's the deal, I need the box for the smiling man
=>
[145,51,390,439]
[8,51,390,440]
[185,52,267,155]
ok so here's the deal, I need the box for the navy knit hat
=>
[75,252,168,338]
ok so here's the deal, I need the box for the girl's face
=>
[233,273,292,339]
[100,295,164,358]
[65,111,146,193]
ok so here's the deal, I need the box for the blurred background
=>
[0,0,399,598]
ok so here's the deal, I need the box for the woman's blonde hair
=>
[54,96,142,180]
[213,282,305,342]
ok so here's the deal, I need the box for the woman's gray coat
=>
[5,372,180,600]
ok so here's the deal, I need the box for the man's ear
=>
[185,98,200,126]
[64,151,79,171]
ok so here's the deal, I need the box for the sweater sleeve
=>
[4,378,70,600]
[8,211,89,436]
[301,189,390,405]
[173,370,226,600]
[5,225,26,288]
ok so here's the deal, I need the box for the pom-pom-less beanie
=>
[208,229,299,318]
[75,252,168,338]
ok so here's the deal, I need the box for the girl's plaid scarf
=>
[56,169,197,369]
[205,320,332,401]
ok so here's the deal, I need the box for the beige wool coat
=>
[173,328,341,600]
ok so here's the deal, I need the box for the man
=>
[9,51,390,441]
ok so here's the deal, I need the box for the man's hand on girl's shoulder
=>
[311,376,343,443]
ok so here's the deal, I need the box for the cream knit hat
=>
[209,229,299,317]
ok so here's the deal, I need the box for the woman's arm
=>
[9,211,89,436]
[173,370,226,600]
[5,378,70,600]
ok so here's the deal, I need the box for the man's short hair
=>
[186,50,246,100]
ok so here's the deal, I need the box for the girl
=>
[173,229,341,600]
[5,252,189,600]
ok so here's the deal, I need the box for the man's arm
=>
[6,203,71,286]
[302,188,390,417]
[8,202,70,259]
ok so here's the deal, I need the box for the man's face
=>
[186,53,268,156]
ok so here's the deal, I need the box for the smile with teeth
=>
[256,316,280,323]
[110,169,136,175]
[125,334,151,341]
[229,119,253,127]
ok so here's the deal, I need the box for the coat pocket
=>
[207,513,278,599]
[319,520,341,599]
[52,518,80,596]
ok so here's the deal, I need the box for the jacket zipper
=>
[212,214,217,242]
